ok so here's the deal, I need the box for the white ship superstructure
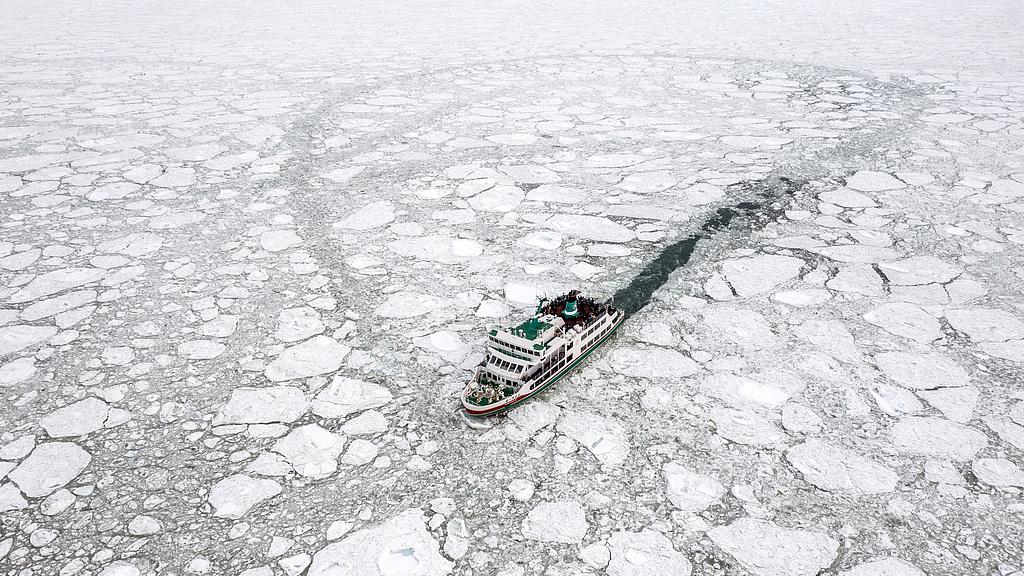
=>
[462,291,624,416]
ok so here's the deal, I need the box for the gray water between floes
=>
[609,176,806,316]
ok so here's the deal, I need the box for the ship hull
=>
[462,310,625,416]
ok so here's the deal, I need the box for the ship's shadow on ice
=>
[609,175,807,316]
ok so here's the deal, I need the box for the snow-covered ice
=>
[306,509,452,576]
[2,0,1022,573]
[520,500,588,543]
[663,462,725,513]
[709,518,839,576]
[786,438,898,495]
[607,530,692,576]
[208,475,282,520]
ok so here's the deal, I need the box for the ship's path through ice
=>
[611,176,805,316]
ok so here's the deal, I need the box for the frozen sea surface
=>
[1,0,1024,574]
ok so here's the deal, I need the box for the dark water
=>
[609,176,805,316]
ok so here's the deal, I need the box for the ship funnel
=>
[563,300,579,318]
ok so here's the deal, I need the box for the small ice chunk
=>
[312,376,393,418]
[874,352,969,389]
[375,291,443,318]
[863,303,941,342]
[0,357,36,385]
[521,500,587,543]
[845,171,905,192]
[918,386,978,423]
[0,483,28,511]
[341,411,387,435]
[128,515,161,536]
[97,233,163,257]
[890,417,986,460]
[208,474,282,519]
[324,166,366,183]
[334,201,396,230]
[275,307,325,342]
[198,315,239,338]
[507,479,535,502]
[793,319,862,364]
[557,411,630,466]
[0,435,36,460]
[710,408,787,447]
[722,254,804,296]
[719,135,792,150]
[340,439,378,466]
[827,264,883,296]
[818,188,876,208]
[266,424,346,478]
[700,307,777,350]
[40,397,129,438]
[580,543,611,570]
[503,282,543,306]
[307,509,452,576]
[264,336,350,381]
[607,530,692,576]
[878,256,962,286]
[709,518,838,576]
[0,325,59,355]
[177,340,226,360]
[97,562,142,576]
[499,164,561,184]
[616,171,677,194]
[8,442,91,497]
[326,520,354,540]
[663,462,724,514]
[786,438,898,494]
[700,373,789,409]
[772,289,832,308]
[527,184,587,203]
[545,214,634,243]
[214,386,309,425]
[781,403,822,433]
[507,401,560,435]
[606,347,698,379]
[259,230,303,252]
[972,458,1024,487]
[946,307,1024,342]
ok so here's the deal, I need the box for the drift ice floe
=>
[461,291,624,416]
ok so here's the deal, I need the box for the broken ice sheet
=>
[2,5,1024,575]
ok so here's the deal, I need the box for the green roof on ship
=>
[509,316,550,341]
